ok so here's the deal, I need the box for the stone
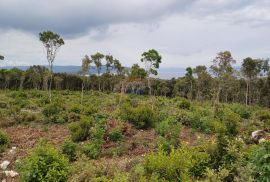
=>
[251,130,266,141]
[4,170,19,178]
[0,161,10,170]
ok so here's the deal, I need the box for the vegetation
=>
[18,141,69,182]
[0,31,270,181]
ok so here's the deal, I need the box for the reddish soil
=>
[0,124,70,182]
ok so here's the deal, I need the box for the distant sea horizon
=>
[1,65,187,79]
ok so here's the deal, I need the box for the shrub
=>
[69,118,92,142]
[145,145,209,182]
[121,104,156,129]
[254,110,270,122]
[62,140,77,162]
[0,130,9,152]
[83,142,101,159]
[155,117,181,147]
[177,99,191,110]
[17,112,37,123]
[42,102,65,123]
[18,141,69,182]
[108,128,123,142]
[218,108,240,136]
[250,141,270,181]
[229,104,251,119]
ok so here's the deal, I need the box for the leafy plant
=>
[0,130,9,152]
[18,141,69,182]
[62,140,77,162]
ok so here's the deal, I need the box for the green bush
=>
[42,102,65,123]
[254,110,270,122]
[69,118,92,142]
[250,141,270,182]
[145,145,209,182]
[121,104,156,129]
[229,104,251,119]
[108,128,123,142]
[83,142,101,159]
[155,117,181,147]
[18,141,69,182]
[0,130,9,152]
[177,99,191,110]
[62,140,77,162]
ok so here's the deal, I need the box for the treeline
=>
[1,51,270,107]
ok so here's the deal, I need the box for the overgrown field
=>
[0,90,269,182]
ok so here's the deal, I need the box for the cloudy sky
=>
[0,0,270,68]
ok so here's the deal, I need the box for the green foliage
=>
[254,110,270,122]
[18,141,69,182]
[145,145,209,182]
[155,117,181,149]
[83,141,101,159]
[250,141,270,182]
[42,102,65,123]
[0,130,9,152]
[69,118,92,142]
[108,127,123,142]
[178,99,191,110]
[229,104,251,119]
[217,108,240,136]
[61,140,77,162]
[121,104,156,129]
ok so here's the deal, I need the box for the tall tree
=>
[141,49,162,95]
[113,59,124,75]
[39,31,64,102]
[91,52,104,91]
[210,51,236,105]
[185,67,194,99]
[81,55,92,105]
[193,65,212,101]
[105,55,114,74]
[241,57,262,105]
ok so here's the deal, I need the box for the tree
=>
[0,55,4,61]
[105,55,114,74]
[39,31,64,102]
[113,59,124,75]
[193,65,212,101]
[81,55,93,105]
[185,67,194,99]
[241,57,262,105]
[91,52,104,91]
[129,64,147,80]
[141,49,162,95]
[210,51,236,105]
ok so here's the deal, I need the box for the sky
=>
[0,0,270,68]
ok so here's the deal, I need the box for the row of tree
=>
[1,31,270,107]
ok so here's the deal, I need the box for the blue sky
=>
[0,0,270,68]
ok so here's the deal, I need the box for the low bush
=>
[108,128,123,142]
[254,110,270,122]
[145,145,209,181]
[69,118,92,142]
[250,141,270,181]
[177,99,191,110]
[155,117,181,148]
[83,142,101,159]
[121,104,156,129]
[62,140,77,162]
[42,102,65,123]
[18,141,69,182]
[0,130,9,152]
[229,104,251,119]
